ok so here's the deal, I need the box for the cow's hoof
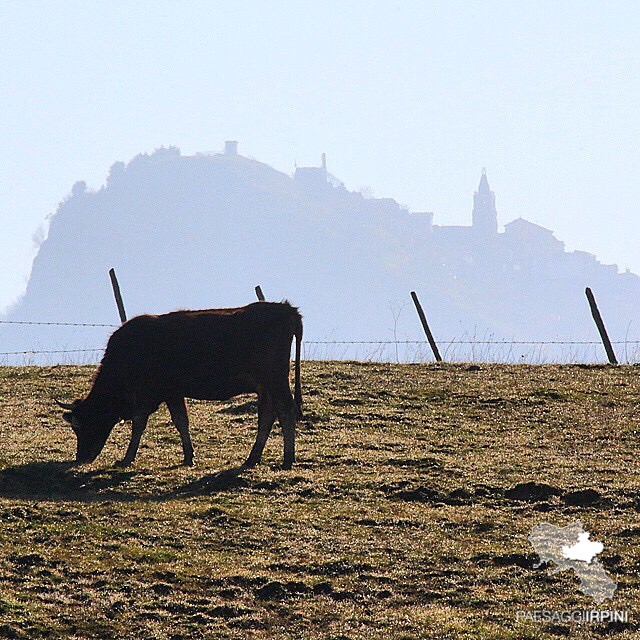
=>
[115,459,132,468]
[182,458,195,467]
[282,462,293,471]
[241,459,259,469]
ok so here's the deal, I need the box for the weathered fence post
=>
[255,285,265,301]
[109,268,127,324]
[585,287,617,364]
[410,291,442,362]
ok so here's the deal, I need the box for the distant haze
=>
[1,2,640,317]
[4,146,639,363]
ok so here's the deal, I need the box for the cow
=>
[56,301,303,469]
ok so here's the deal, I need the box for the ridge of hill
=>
[5,146,640,361]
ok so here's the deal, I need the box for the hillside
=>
[4,145,640,361]
[0,362,638,638]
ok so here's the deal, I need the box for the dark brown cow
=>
[56,301,303,469]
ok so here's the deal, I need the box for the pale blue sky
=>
[2,1,639,312]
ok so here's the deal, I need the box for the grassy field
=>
[0,362,639,639]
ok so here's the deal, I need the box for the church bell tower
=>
[472,168,498,237]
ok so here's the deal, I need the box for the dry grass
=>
[0,362,639,639]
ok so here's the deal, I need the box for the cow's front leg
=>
[166,398,194,466]
[116,414,149,467]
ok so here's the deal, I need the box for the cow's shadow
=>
[0,461,248,503]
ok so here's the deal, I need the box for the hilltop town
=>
[4,143,639,362]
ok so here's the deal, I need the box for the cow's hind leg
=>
[167,398,194,466]
[270,384,297,470]
[242,389,277,469]
[117,414,149,467]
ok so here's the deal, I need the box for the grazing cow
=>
[56,301,303,469]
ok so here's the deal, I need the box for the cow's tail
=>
[293,311,303,418]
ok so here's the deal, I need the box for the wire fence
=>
[301,340,640,365]
[3,327,631,345]
[2,319,639,365]
[0,320,118,328]
[303,339,640,345]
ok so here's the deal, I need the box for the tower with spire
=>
[472,168,498,238]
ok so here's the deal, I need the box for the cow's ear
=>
[62,412,73,424]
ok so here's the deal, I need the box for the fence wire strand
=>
[0,349,103,356]
[0,320,118,328]
[2,320,640,357]
[304,339,640,345]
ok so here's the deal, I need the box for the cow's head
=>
[56,399,115,464]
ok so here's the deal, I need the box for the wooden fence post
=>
[109,268,127,324]
[585,287,617,364]
[410,291,442,362]
[255,285,265,301]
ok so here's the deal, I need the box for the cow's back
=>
[96,302,299,403]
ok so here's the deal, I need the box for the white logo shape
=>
[528,521,617,604]
[562,532,604,563]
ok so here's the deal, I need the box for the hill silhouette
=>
[4,145,640,362]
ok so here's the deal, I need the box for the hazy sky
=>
[1,1,639,312]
